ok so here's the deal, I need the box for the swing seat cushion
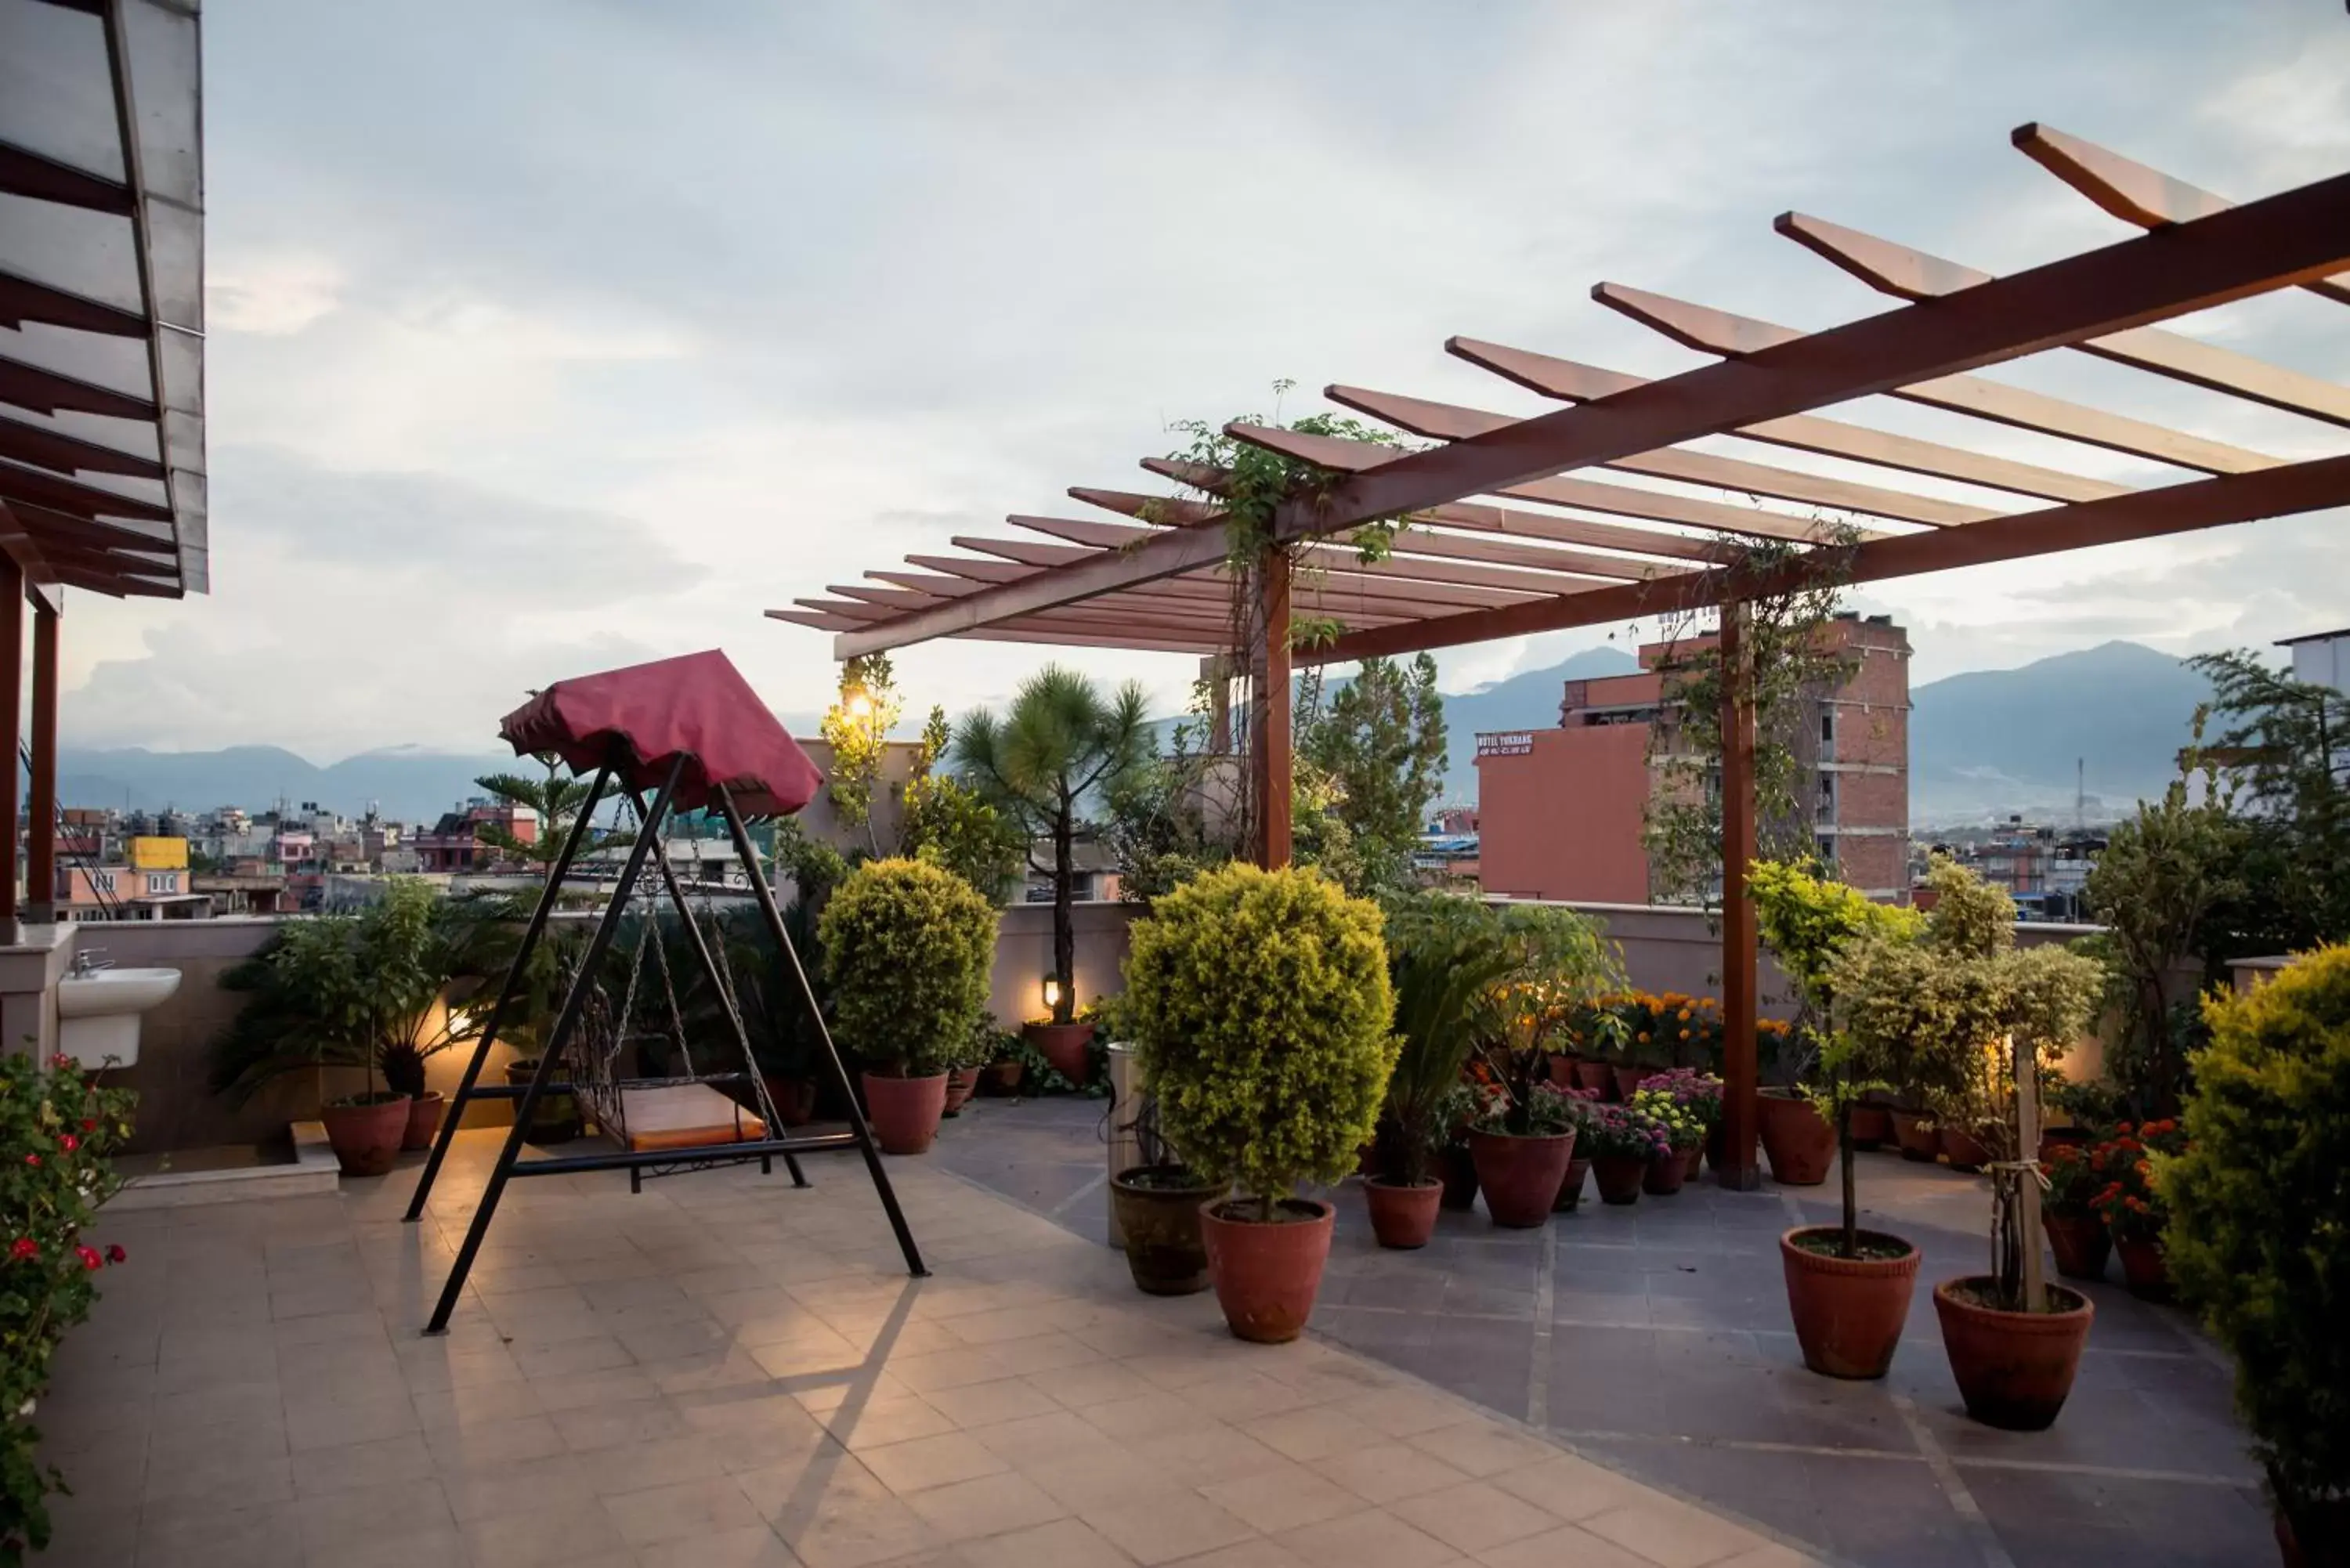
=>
[615,1085,767,1152]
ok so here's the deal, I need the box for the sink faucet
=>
[70,947,112,977]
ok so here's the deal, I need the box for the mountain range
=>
[59,641,2218,826]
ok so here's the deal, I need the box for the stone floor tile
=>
[1308,1441,1473,1504]
[1165,1541,1316,1568]
[1123,1426,1289,1487]
[461,1499,631,1568]
[1083,1491,1259,1566]
[1471,1523,1659,1568]
[820,1393,962,1452]
[1402,1422,1559,1479]
[862,1430,1012,1494]
[1014,1436,1180,1512]
[1578,1497,1775,1568]
[757,1454,944,1568]
[960,1516,1138,1568]
[923,1376,1065,1429]
[602,1472,765,1545]
[1243,1405,1372,1463]
[1488,1452,1658,1523]
[1199,1463,1362,1534]
[634,1522,803,1566]
[289,1430,437,1497]
[900,1469,1070,1541]
[1025,1360,1159,1410]
[1387,1482,1561,1555]
[295,1475,456,1555]
[284,1391,418,1452]
[1272,1508,1459,1568]
[136,1499,299,1568]
[438,1451,602,1525]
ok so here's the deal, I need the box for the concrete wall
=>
[985,900,1133,1026]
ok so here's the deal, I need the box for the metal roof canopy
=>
[0,0,207,604]
[776,122,2350,1193]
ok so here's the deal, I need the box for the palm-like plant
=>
[1376,895,1522,1186]
[953,667,1153,1024]
[472,751,619,872]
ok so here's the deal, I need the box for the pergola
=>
[1,0,208,929]
[773,124,2350,1188]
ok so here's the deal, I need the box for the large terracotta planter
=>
[984,1060,1024,1097]
[764,1075,818,1126]
[1553,1155,1592,1212]
[1364,1178,1444,1249]
[1571,1060,1613,1097]
[943,1067,982,1116]
[1681,1143,1705,1183]
[862,1071,948,1155]
[1940,1125,1991,1172]
[1932,1277,2095,1431]
[1848,1104,1893,1150]
[1023,1021,1094,1086]
[1780,1227,1920,1379]
[2044,1212,2112,1282]
[1758,1091,1835,1186]
[1437,1145,1479,1211]
[1201,1198,1335,1344]
[2114,1237,2171,1300]
[400,1091,445,1152]
[1644,1150,1689,1196]
[322,1095,410,1177]
[1468,1129,1575,1228]
[508,1059,580,1145]
[1609,1065,1646,1102]
[1889,1109,1939,1162]
[1592,1154,1646,1205]
[1110,1167,1224,1294]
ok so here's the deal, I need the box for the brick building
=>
[1477,613,1911,903]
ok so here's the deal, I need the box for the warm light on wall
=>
[1040,976,1063,1012]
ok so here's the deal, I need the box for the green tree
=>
[2190,649,2350,960]
[820,654,901,852]
[953,667,1153,1024]
[901,705,1024,900]
[1297,653,1447,893]
[472,753,618,874]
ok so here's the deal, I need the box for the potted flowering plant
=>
[1468,1079,1581,1227]
[1580,1101,1671,1205]
[2092,1118,2186,1300]
[1550,1086,1603,1210]
[2040,1141,2111,1282]
[1630,1083,1706,1195]
[1639,1068,1721,1184]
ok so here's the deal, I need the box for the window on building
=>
[1816,773,1835,824]
[146,873,175,894]
[90,872,115,894]
[1817,834,1837,867]
[1820,707,1836,746]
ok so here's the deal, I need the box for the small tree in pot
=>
[819,858,999,1156]
[1124,864,1396,1343]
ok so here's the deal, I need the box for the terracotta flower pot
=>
[1546,1056,1578,1089]
[1468,1129,1575,1228]
[1780,1227,1920,1379]
[1932,1277,2095,1431]
[1889,1109,1939,1162]
[2043,1212,2112,1282]
[1848,1104,1893,1150]
[1571,1060,1612,1097]
[1023,1021,1095,1085]
[1110,1167,1224,1294]
[1592,1153,1647,1205]
[1364,1178,1444,1249]
[943,1066,982,1115]
[1437,1144,1480,1211]
[1758,1091,1835,1186]
[399,1090,444,1152]
[2114,1237,2171,1300]
[1553,1155,1592,1212]
[862,1071,948,1155]
[1644,1150,1689,1195]
[1609,1065,1646,1102]
[1200,1198,1335,1344]
[1940,1125,1990,1172]
[764,1075,818,1125]
[985,1060,1024,1096]
[322,1095,410,1177]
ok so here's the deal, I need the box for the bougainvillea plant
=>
[2,1052,136,1565]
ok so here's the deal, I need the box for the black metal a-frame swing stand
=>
[403,746,927,1335]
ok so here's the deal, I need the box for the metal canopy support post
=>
[423,754,684,1335]
[25,601,56,923]
[1256,549,1292,869]
[1716,601,1762,1191]
[403,759,616,1223]
[712,783,927,1278]
[0,562,20,943]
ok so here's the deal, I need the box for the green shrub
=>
[819,858,999,1075]
[2166,944,2350,1526]
[1377,894,1522,1184]
[1124,864,1397,1212]
[0,1054,136,1563]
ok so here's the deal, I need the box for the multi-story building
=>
[1476,613,1911,904]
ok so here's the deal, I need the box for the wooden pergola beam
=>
[1447,338,2127,504]
[963,531,1555,614]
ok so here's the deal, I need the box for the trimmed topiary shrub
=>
[2167,943,2350,1544]
[819,857,1000,1076]
[1123,864,1397,1216]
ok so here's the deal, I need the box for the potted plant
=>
[1640,1068,1721,1183]
[2092,1118,2187,1300]
[819,858,999,1155]
[1466,1078,1579,1227]
[942,1017,996,1117]
[1369,897,1521,1247]
[1552,1087,1600,1210]
[1632,1084,1704,1195]
[2040,1142,2110,1282]
[1753,859,1931,1378]
[2164,945,2350,1564]
[1582,1100,1668,1205]
[1124,864,1397,1343]
[954,667,1153,1085]
[1109,1086,1226,1294]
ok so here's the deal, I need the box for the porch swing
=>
[403,649,927,1334]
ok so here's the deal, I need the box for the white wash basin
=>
[58,967,181,1068]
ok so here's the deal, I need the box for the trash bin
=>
[1105,1042,1141,1249]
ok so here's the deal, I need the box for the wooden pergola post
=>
[1254,549,1292,869]
[1717,600,1762,1190]
[0,561,20,942]
[24,601,57,924]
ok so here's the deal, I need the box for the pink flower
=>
[23,1154,39,1168]
[57,1134,77,1153]
[9,1237,36,1262]
[74,1245,101,1272]
[49,1054,72,1071]
[103,1244,125,1264]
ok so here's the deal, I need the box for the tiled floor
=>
[932,1097,2274,1568]
[40,1125,1822,1568]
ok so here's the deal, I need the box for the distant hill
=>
[1908,641,2213,825]
[57,745,522,823]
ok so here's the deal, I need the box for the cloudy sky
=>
[56,0,2350,760]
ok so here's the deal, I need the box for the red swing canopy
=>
[498,649,823,817]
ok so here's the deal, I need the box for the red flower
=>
[8,1237,35,1261]
[103,1244,125,1264]
[49,1054,72,1071]
[78,1119,95,1133]
[23,1154,40,1168]
[58,1134,78,1153]
[74,1245,100,1271]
